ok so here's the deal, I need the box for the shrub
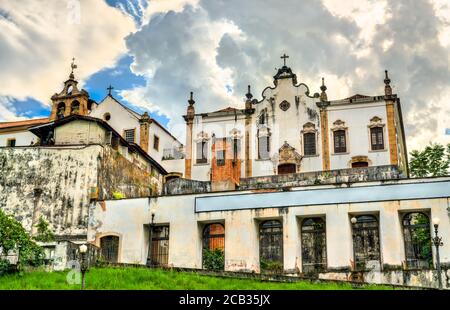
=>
[202,248,224,271]
[260,259,284,274]
[0,258,11,275]
[0,209,45,271]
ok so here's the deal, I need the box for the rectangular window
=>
[233,138,241,160]
[153,135,160,151]
[303,133,316,156]
[196,141,208,164]
[258,136,270,159]
[124,129,135,144]
[6,139,16,147]
[333,130,346,153]
[216,149,225,166]
[149,225,169,266]
[370,127,384,150]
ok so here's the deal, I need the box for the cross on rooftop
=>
[107,85,114,95]
[281,53,289,66]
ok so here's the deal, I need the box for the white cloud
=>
[0,96,26,121]
[0,0,135,105]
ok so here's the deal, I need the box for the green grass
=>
[0,267,393,290]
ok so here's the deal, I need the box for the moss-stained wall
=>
[0,145,161,238]
[0,146,100,236]
[97,146,160,200]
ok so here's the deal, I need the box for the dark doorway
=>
[352,161,369,168]
[278,163,296,174]
[259,220,283,273]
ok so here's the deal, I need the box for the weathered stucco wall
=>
[0,145,162,237]
[0,146,100,236]
[88,177,450,288]
[98,147,161,199]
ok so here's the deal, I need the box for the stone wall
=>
[0,146,100,236]
[97,147,160,199]
[163,178,211,195]
[238,165,402,190]
[0,145,161,238]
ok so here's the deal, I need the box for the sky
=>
[0,0,449,151]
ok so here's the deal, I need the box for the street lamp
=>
[432,217,443,289]
[79,244,88,290]
[351,217,357,224]
[148,209,156,266]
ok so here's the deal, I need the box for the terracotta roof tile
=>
[0,118,49,129]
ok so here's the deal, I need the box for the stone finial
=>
[320,77,328,101]
[245,85,253,100]
[186,91,195,120]
[188,91,195,106]
[384,70,392,96]
[141,111,150,120]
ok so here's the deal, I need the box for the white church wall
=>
[147,122,182,165]
[328,102,390,169]
[0,131,38,147]
[252,79,323,175]
[89,96,140,144]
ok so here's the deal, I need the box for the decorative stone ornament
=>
[278,141,302,165]
[279,100,290,111]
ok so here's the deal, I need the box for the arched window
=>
[301,217,327,273]
[202,223,225,270]
[402,212,432,269]
[100,235,119,263]
[56,102,65,119]
[259,220,283,273]
[258,109,268,125]
[351,215,380,270]
[302,122,317,156]
[71,100,80,115]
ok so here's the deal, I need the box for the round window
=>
[103,113,111,121]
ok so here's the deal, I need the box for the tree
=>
[409,143,450,177]
[0,209,44,272]
[34,216,55,243]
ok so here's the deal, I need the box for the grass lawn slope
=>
[0,267,393,290]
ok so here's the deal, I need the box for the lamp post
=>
[432,217,443,289]
[79,244,88,290]
[148,209,156,266]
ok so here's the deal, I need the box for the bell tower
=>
[50,58,91,121]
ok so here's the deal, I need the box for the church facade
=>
[183,59,408,185]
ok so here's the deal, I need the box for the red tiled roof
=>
[0,118,49,130]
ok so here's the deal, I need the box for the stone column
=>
[139,112,151,153]
[184,92,195,179]
[317,101,330,171]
